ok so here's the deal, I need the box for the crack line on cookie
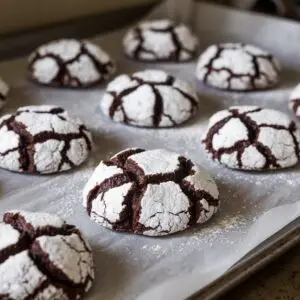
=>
[1,212,92,300]
[130,23,195,61]
[202,45,278,90]
[0,114,92,173]
[87,151,219,234]
[106,74,197,127]
[203,108,292,169]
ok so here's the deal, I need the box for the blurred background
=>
[0,0,299,59]
[1,0,300,36]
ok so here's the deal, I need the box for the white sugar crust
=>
[129,149,180,175]
[212,118,248,150]
[123,19,198,61]
[141,182,190,236]
[0,250,69,299]
[90,182,133,227]
[0,105,92,174]
[0,211,94,299]
[37,233,94,285]
[82,162,126,207]
[100,70,199,128]
[7,210,64,228]
[203,106,300,170]
[0,251,49,299]
[247,109,291,127]
[196,43,280,90]
[29,39,115,87]
[0,223,20,250]
[83,148,219,236]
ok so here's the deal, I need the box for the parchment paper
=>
[0,1,299,299]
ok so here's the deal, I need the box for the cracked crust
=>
[196,43,280,91]
[28,39,116,88]
[289,83,300,119]
[0,77,9,110]
[100,70,199,128]
[202,106,300,170]
[123,19,198,62]
[0,211,94,300]
[0,105,93,174]
[83,148,219,236]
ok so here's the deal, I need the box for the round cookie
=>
[289,83,300,119]
[0,77,9,110]
[0,105,93,174]
[123,19,198,62]
[196,43,280,91]
[100,69,199,128]
[0,210,94,300]
[83,148,219,236]
[28,38,116,87]
[202,106,300,170]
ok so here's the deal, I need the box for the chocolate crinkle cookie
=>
[196,43,280,91]
[123,19,198,62]
[83,148,219,236]
[0,210,94,300]
[0,105,93,174]
[28,38,116,87]
[0,77,9,110]
[289,83,300,119]
[202,106,300,170]
[100,69,199,128]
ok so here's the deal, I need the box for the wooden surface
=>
[220,243,300,299]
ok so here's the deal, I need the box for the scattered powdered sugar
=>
[139,214,248,258]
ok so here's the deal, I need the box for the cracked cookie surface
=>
[196,43,280,91]
[0,77,9,110]
[0,210,94,300]
[28,39,116,87]
[0,105,93,174]
[202,106,300,170]
[123,19,198,62]
[100,69,199,128]
[83,148,219,236]
[289,83,300,119]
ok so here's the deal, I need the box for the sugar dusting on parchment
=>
[140,214,248,258]
[44,159,95,219]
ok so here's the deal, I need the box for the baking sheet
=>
[0,1,300,299]
[190,219,300,299]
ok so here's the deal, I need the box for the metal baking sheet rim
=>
[189,219,300,299]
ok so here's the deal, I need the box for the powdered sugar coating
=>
[28,39,116,87]
[36,233,93,285]
[202,106,300,170]
[83,148,219,236]
[289,83,300,118]
[100,69,199,128]
[0,223,20,250]
[0,211,94,300]
[8,210,65,229]
[123,19,198,62]
[0,77,9,110]
[0,105,93,174]
[0,251,61,300]
[196,43,280,91]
